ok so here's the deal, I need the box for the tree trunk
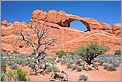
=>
[86,58,94,65]
[86,60,92,65]
[35,51,39,64]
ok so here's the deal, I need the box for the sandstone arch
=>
[69,18,91,31]
[70,20,88,31]
[31,10,112,33]
[68,16,102,31]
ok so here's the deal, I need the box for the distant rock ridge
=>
[1,9,121,54]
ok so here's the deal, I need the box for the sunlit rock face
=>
[1,10,121,55]
[112,23,121,36]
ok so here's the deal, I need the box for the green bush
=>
[7,67,30,81]
[7,69,17,81]
[15,58,22,65]
[114,50,121,56]
[46,66,60,73]
[50,55,57,61]
[46,57,54,65]
[79,74,88,81]
[28,60,36,67]
[16,67,28,81]
[74,42,109,65]
[74,46,85,56]
[1,72,6,81]
[56,50,67,58]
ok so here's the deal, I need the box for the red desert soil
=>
[6,63,121,81]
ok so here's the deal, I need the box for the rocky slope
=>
[1,10,121,55]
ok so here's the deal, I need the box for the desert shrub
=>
[46,66,60,73]
[106,60,113,64]
[79,74,88,81]
[7,69,17,81]
[50,55,57,61]
[69,61,74,65]
[1,72,6,81]
[46,57,55,65]
[74,42,109,65]
[1,59,6,72]
[104,64,116,71]
[7,67,30,81]
[56,50,67,58]
[28,60,36,68]
[16,67,28,81]
[112,61,120,67]
[67,64,77,70]
[15,58,22,65]
[98,60,105,66]
[95,55,121,67]
[1,51,35,67]
[46,61,54,68]
[76,60,82,65]
[61,60,68,65]
[8,61,17,70]
[1,50,8,56]
[21,61,29,67]
[114,50,121,56]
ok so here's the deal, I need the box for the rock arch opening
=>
[70,20,88,32]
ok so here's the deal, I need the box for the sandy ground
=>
[55,63,121,81]
[6,63,121,81]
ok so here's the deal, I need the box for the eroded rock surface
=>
[112,23,121,36]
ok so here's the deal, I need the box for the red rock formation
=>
[112,23,121,36]
[31,10,113,32]
[1,20,10,27]
[1,10,121,55]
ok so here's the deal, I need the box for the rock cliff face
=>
[112,23,121,36]
[1,10,121,55]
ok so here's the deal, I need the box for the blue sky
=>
[1,1,121,31]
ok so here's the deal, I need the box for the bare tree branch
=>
[14,13,55,65]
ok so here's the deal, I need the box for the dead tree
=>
[15,14,54,65]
